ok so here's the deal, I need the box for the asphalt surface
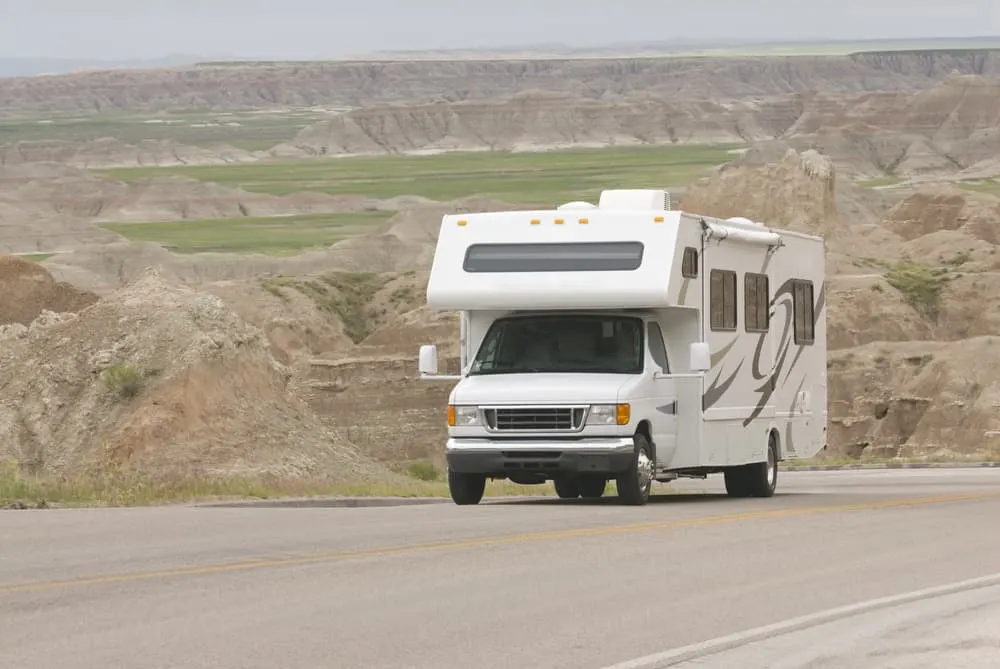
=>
[658,580,1000,668]
[2,468,1000,669]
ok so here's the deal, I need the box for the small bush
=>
[885,262,953,321]
[406,460,441,482]
[103,363,145,398]
[267,272,386,344]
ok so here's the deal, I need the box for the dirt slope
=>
[1,50,997,113]
[0,254,98,326]
[0,268,389,481]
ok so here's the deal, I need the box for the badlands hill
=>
[1,50,999,113]
[3,148,1000,487]
[279,75,1000,179]
[0,259,393,483]
[0,138,257,169]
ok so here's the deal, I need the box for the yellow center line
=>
[2,491,997,595]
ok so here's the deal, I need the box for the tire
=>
[448,470,486,505]
[724,433,778,499]
[746,433,778,498]
[724,468,751,498]
[616,433,654,506]
[554,476,580,499]
[578,475,607,499]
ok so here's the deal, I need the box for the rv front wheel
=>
[578,475,607,499]
[448,471,486,505]
[616,433,654,506]
[554,476,580,499]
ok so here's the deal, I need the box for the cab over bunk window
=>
[681,247,699,278]
[463,241,644,273]
[710,269,737,331]
[744,272,770,332]
[792,279,815,345]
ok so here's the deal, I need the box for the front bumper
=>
[445,437,635,476]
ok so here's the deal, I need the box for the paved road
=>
[655,579,1000,668]
[2,469,1000,669]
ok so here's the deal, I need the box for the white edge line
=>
[602,571,1000,669]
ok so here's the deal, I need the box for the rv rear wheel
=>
[578,475,607,499]
[554,476,580,499]
[724,433,778,499]
[746,434,778,498]
[448,471,486,505]
[723,468,751,498]
[616,433,654,506]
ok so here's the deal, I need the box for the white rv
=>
[418,189,827,506]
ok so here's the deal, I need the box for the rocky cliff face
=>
[2,50,998,114]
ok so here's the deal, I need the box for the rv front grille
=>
[484,407,586,432]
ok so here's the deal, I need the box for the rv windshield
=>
[469,315,644,375]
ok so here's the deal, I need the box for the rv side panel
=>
[767,232,827,460]
[697,218,779,466]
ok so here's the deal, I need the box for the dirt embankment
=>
[0,264,391,482]
[0,254,98,327]
[1,50,998,113]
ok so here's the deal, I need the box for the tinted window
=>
[463,242,644,273]
[470,315,644,375]
[710,269,737,331]
[793,280,815,344]
[745,272,770,332]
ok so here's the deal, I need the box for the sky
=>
[1,0,998,60]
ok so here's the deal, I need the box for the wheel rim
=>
[636,449,653,493]
[767,443,777,488]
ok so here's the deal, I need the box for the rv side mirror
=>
[418,344,439,376]
[689,342,711,372]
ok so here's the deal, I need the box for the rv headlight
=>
[447,405,481,427]
[587,404,631,426]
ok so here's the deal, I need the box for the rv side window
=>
[744,272,770,332]
[710,269,737,331]
[793,279,815,344]
[646,322,670,373]
[681,247,698,278]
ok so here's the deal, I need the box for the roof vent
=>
[598,189,670,210]
[557,201,598,210]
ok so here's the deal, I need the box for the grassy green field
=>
[102,144,742,205]
[102,211,392,255]
[957,179,1000,196]
[0,109,335,151]
[13,253,55,262]
[94,144,740,255]
[856,176,906,188]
